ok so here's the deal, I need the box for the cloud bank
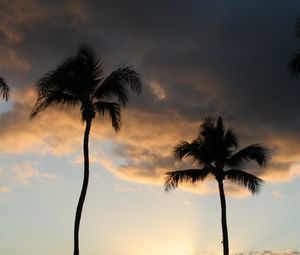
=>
[1,0,300,196]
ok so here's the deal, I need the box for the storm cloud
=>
[1,1,300,191]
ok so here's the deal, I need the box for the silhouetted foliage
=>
[165,116,269,255]
[0,76,9,101]
[289,18,300,77]
[31,44,142,255]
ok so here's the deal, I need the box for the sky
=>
[1,0,300,254]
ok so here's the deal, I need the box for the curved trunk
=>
[217,180,229,255]
[73,119,92,255]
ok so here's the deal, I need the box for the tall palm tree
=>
[289,18,300,77]
[165,116,268,255]
[30,45,142,255]
[0,76,9,101]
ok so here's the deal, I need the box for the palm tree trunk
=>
[218,180,229,255]
[73,119,92,255]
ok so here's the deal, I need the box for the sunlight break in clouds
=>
[149,81,166,100]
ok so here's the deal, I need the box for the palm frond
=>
[224,129,238,150]
[222,128,238,159]
[225,169,264,195]
[227,144,269,168]
[173,138,212,165]
[37,46,101,100]
[200,116,216,137]
[77,45,104,90]
[165,168,211,192]
[0,76,9,101]
[93,101,121,131]
[30,90,78,118]
[174,140,194,160]
[288,49,300,78]
[95,67,142,105]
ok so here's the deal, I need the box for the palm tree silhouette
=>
[30,45,142,255]
[289,18,300,77]
[165,116,268,255]
[0,76,9,100]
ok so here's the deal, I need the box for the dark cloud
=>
[1,1,300,186]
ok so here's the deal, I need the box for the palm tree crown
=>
[165,116,268,193]
[0,76,9,101]
[31,44,142,128]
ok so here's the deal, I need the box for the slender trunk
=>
[73,119,92,255]
[218,180,229,255]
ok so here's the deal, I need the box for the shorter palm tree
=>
[165,116,269,255]
[0,76,9,100]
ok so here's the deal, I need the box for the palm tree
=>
[0,76,9,100]
[289,18,300,77]
[165,116,268,255]
[30,45,142,255]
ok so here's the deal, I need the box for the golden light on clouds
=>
[0,46,31,71]
[13,162,39,184]
[150,81,167,100]
[1,86,300,198]
[0,0,42,43]
[12,161,56,185]
[0,186,11,193]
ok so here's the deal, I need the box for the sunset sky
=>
[1,1,300,255]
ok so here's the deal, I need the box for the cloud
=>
[0,0,91,44]
[0,0,92,79]
[0,0,43,43]
[12,161,56,184]
[0,186,11,193]
[271,191,284,199]
[67,1,90,25]
[1,0,300,197]
[114,183,141,193]
[0,85,299,200]
[12,162,39,184]
[0,45,31,71]
[0,87,115,155]
[0,86,300,198]
[149,81,167,100]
